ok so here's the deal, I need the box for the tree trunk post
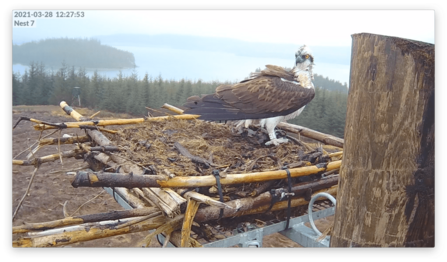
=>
[330,33,434,247]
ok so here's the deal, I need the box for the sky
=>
[13,10,434,46]
[12,10,434,84]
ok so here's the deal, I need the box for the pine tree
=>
[49,62,70,105]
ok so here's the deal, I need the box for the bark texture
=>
[330,33,434,247]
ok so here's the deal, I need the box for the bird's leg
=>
[265,119,288,146]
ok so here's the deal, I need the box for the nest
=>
[98,118,339,245]
[12,103,343,247]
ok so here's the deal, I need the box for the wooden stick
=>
[71,160,341,188]
[33,114,201,131]
[38,135,90,146]
[27,216,143,237]
[194,179,339,223]
[138,215,184,247]
[238,186,338,217]
[174,141,217,167]
[13,116,67,130]
[328,151,343,158]
[159,160,341,187]
[178,190,233,209]
[162,103,184,114]
[69,191,105,217]
[12,167,39,221]
[277,122,344,148]
[141,188,182,218]
[169,230,203,248]
[60,101,84,121]
[14,130,59,160]
[13,148,85,166]
[13,215,166,247]
[181,198,200,247]
[59,102,148,209]
[249,180,276,197]
[89,111,101,119]
[70,170,168,189]
[13,207,160,234]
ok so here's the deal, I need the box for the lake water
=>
[12,45,350,84]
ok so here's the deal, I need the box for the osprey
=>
[184,45,315,146]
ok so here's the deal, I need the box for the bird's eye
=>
[305,55,309,59]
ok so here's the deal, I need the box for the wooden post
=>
[331,33,434,247]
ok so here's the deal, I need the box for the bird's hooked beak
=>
[295,55,305,65]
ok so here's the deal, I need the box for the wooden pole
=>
[34,109,200,131]
[71,160,341,188]
[330,33,434,247]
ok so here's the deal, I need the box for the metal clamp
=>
[307,192,336,237]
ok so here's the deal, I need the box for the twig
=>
[316,223,333,242]
[174,141,218,167]
[13,116,67,129]
[58,130,63,166]
[62,201,69,218]
[14,129,59,160]
[145,106,174,117]
[89,111,101,119]
[69,191,105,217]
[13,166,39,221]
[115,212,162,229]
[246,154,282,172]
[285,134,314,151]
[49,164,90,174]
[162,232,172,248]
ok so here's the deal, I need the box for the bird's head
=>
[295,45,314,66]
[293,45,315,81]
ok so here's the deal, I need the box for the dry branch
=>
[162,103,185,114]
[43,135,91,145]
[13,148,85,166]
[59,102,150,208]
[71,160,340,188]
[141,188,183,218]
[33,114,201,131]
[181,198,201,247]
[174,141,217,167]
[178,190,233,209]
[277,122,344,148]
[27,216,145,237]
[71,171,166,188]
[194,186,338,222]
[13,214,166,247]
[13,167,39,221]
[13,207,160,234]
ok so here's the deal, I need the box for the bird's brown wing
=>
[216,75,314,115]
[184,66,314,121]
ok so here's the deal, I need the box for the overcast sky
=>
[13,10,434,46]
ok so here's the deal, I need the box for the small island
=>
[13,38,136,69]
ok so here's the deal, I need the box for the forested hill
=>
[13,65,348,138]
[313,74,348,93]
[12,38,136,69]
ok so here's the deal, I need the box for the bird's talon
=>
[265,138,289,146]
